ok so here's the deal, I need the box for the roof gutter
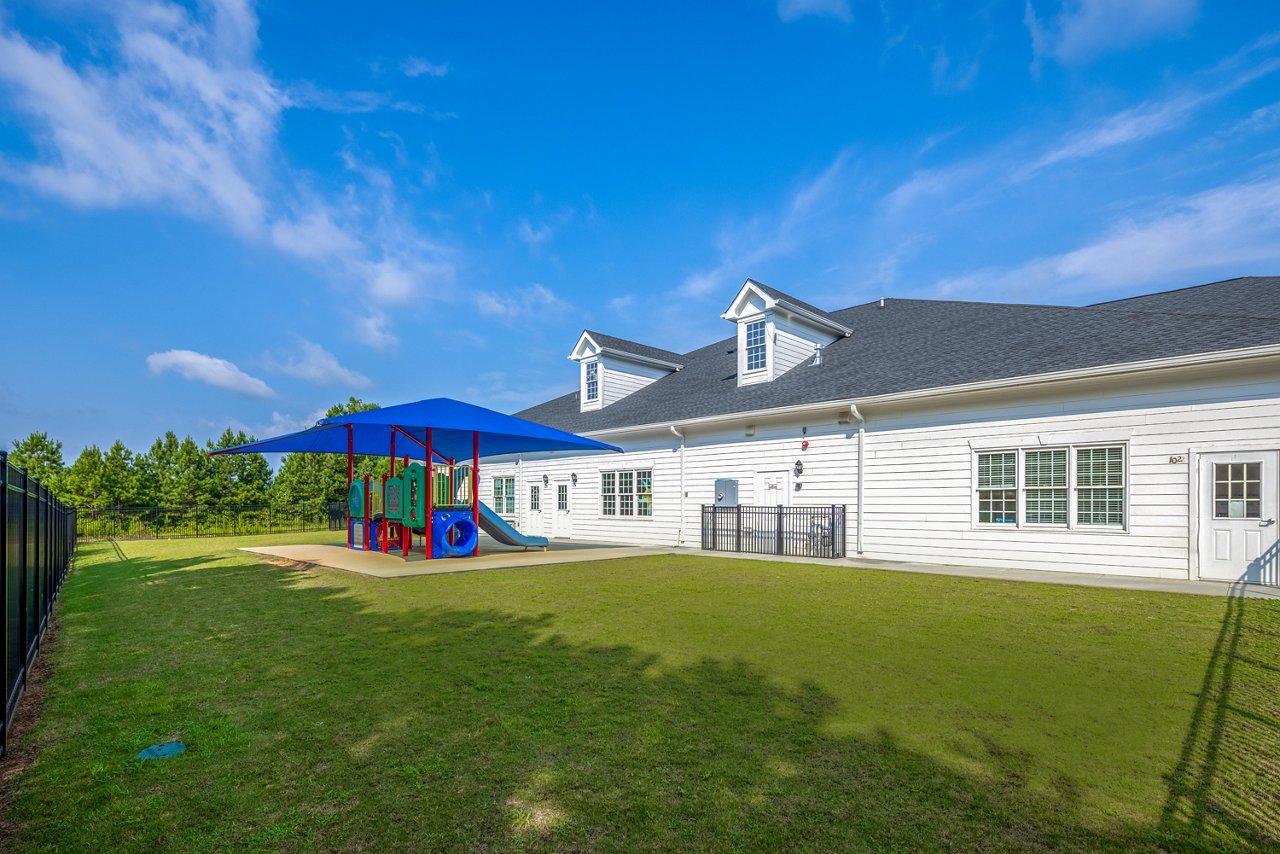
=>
[576,342,1280,439]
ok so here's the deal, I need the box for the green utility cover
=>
[402,462,428,527]
[347,479,365,518]
[384,475,404,521]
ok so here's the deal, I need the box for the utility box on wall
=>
[714,478,739,507]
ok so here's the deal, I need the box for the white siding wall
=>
[601,356,670,407]
[500,359,1280,579]
[771,313,838,377]
[859,364,1280,578]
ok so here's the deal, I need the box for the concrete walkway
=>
[674,547,1280,599]
[243,537,668,579]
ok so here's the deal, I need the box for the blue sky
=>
[2,0,1279,458]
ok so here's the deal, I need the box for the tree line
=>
[6,398,394,509]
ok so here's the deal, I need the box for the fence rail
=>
[76,503,342,541]
[2,452,76,757]
[701,504,847,559]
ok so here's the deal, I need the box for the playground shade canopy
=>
[209,397,622,460]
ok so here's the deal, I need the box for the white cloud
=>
[516,218,553,251]
[608,295,635,314]
[1027,0,1200,66]
[353,312,399,351]
[401,57,448,78]
[1022,94,1203,176]
[0,2,456,332]
[679,149,852,297]
[777,0,852,23]
[474,284,569,321]
[227,407,326,441]
[264,339,371,388]
[0,2,277,235]
[147,349,275,398]
[932,174,1280,300]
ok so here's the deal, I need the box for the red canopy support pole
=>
[472,430,480,556]
[425,427,435,560]
[346,425,354,549]
[390,431,396,479]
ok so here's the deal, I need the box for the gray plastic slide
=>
[478,501,549,549]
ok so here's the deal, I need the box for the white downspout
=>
[670,424,686,547]
[849,404,865,555]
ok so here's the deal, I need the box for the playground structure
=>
[347,451,482,559]
[210,397,621,561]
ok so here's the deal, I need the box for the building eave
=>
[570,342,1280,439]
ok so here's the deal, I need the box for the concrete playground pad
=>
[241,536,670,579]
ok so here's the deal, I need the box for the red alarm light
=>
[801,440,809,450]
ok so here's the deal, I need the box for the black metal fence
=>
[701,504,847,559]
[76,503,340,541]
[2,452,76,757]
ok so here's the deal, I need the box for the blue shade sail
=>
[209,397,622,461]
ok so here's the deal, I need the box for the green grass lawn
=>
[4,534,1278,852]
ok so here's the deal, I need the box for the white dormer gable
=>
[721,279,851,387]
[568,330,682,412]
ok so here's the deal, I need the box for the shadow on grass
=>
[1158,582,1280,851]
[9,545,1280,851]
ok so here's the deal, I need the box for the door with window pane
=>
[1198,452,1278,583]
[527,481,544,535]
[552,480,572,538]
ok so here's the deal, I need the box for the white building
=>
[484,276,1280,584]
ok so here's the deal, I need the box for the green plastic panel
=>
[347,479,364,518]
[402,462,428,527]
[384,475,404,521]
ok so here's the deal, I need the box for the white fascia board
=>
[773,302,852,337]
[568,331,601,361]
[575,342,1280,439]
[600,349,683,372]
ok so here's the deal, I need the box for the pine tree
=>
[65,445,105,507]
[9,431,66,496]
[99,440,136,507]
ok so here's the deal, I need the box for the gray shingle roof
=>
[584,330,684,366]
[519,277,1280,434]
[1089,276,1280,317]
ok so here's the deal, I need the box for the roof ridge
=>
[1088,276,1261,307]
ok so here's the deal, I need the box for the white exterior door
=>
[552,480,573,538]
[1198,451,1279,583]
[526,481,545,534]
[758,471,790,506]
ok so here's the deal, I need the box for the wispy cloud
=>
[147,349,275,398]
[777,0,852,24]
[679,149,853,297]
[0,2,277,236]
[0,1,455,351]
[474,284,569,321]
[1026,0,1200,67]
[353,312,399,351]
[932,173,1280,300]
[516,218,554,251]
[401,57,448,78]
[263,339,371,388]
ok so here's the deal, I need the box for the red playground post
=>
[472,430,480,556]
[425,427,435,560]
[346,425,354,550]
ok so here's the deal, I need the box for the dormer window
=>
[569,330,683,412]
[721,278,852,387]
[745,320,767,372]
